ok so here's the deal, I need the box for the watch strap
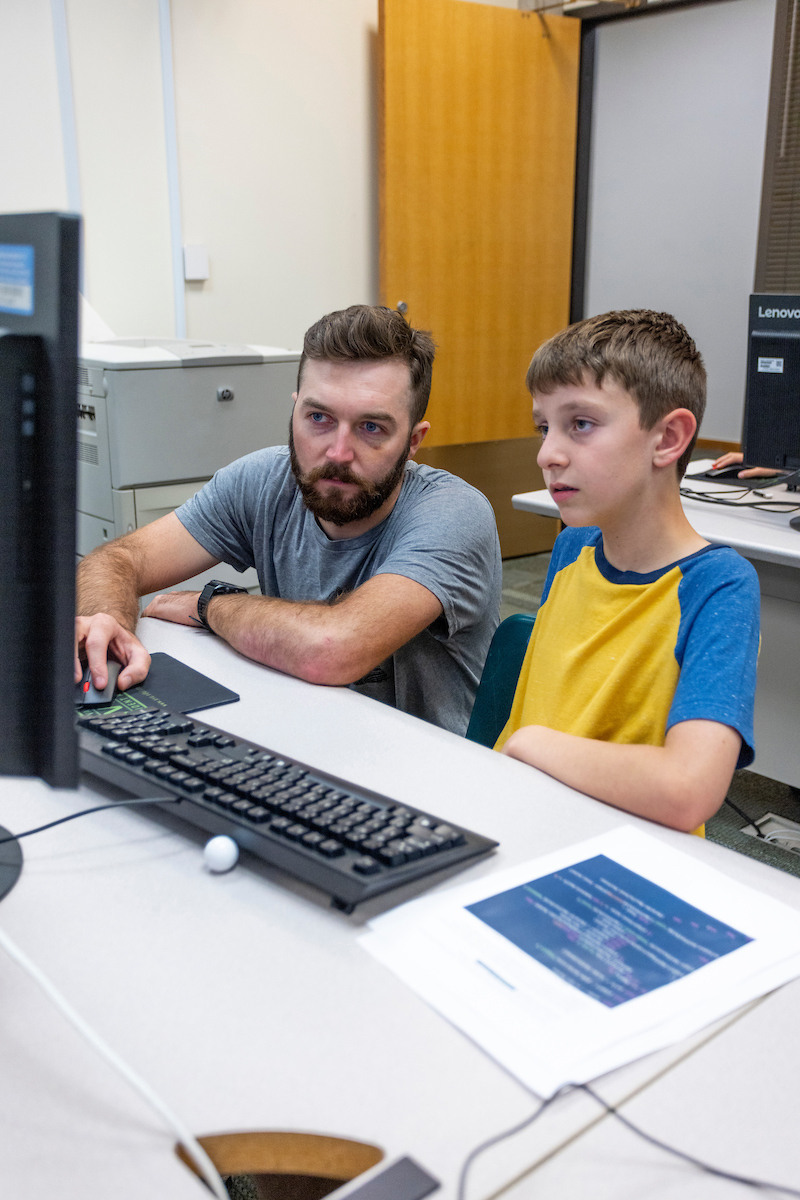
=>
[196,579,248,631]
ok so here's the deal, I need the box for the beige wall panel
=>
[65,0,175,337]
[0,0,68,214]
[381,0,580,447]
[170,0,379,351]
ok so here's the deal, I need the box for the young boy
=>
[496,310,760,834]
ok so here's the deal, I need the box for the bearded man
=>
[75,305,501,734]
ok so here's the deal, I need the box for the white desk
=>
[503,979,800,1199]
[512,467,800,789]
[3,620,800,1198]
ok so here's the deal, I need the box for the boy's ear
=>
[653,408,697,469]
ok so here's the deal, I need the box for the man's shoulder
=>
[402,462,495,515]
[207,445,293,499]
[400,460,501,523]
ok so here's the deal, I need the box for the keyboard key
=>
[360,835,391,853]
[143,758,164,774]
[244,806,271,823]
[111,745,136,760]
[231,799,254,815]
[168,771,190,785]
[148,741,181,760]
[176,777,203,794]
[203,786,225,802]
[125,751,147,766]
[169,753,205,772]
[214,793,240,810]
[353,857,382,875]
[317,839,346,858]
[214,736,235,748]
[269,816,292,833]
[347,824,373,843]
[284,823,308,841]
[155,765,179,780]
[163,719,194,734]
[187,734,212,747]
[278,799,309,814]
[376,841,409,867]
[301,831,325,847]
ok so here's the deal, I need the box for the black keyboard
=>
[78,707,498,912]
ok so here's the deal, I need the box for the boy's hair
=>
[298,305,436,428]
[526,310,706,477]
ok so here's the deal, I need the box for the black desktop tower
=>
[0,213,80,786]
[743,294,800,473]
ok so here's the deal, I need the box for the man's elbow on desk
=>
[210,597,384,688]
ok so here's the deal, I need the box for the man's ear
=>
[407,421,431,458]
[653,408,696,469]
[291,392,298,404]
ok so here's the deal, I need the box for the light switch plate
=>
[183,244,209,281]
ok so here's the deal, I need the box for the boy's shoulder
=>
[676,542,760,594]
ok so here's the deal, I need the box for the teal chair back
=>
[465,612,535,748]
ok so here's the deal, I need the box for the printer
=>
[77,338,301,595]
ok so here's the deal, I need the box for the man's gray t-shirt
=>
[176,446,501,735]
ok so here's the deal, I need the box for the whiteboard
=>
[585,0,775,442]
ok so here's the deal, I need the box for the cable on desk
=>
[0,922,229,1200]
[0,797,182,847]
[457,1081,800,1200]
[679,486,800,513]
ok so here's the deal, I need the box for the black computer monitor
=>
[743,294,800,474]
[0,212,80,786]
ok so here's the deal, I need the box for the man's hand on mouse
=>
[141,591,204,627]
[74,613,151,692]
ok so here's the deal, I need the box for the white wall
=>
[0,0,777,385]
[0,0,382,347]
[66,0,175,338]
[171,0,379,350]
[0,0,68,213]
[585,0,776,442]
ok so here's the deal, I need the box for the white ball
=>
[203,835,239,874]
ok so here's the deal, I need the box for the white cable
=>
[0,923,228,1199]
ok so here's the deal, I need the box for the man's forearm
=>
[77,543,142,632]
[205,591,367,685]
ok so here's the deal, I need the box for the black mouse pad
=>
[89,652,239,717]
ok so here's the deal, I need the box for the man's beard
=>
[289,424,411,526]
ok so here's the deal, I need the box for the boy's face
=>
[534,375,661,528]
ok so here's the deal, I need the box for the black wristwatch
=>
[196,579,249,631]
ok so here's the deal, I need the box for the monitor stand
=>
[0,828,23,902]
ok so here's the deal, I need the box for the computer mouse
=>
[76,660,122,707]
[790,515,800,532]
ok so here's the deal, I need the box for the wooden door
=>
[380,0,580,555]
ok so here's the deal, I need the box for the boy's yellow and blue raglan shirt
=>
[495,526,760,769]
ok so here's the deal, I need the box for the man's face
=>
[535,375,662,528]
[290,358,427,528]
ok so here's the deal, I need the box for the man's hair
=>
[298,305,435,427]
[526,310,706,477]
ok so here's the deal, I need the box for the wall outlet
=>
[743,811,800,854]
